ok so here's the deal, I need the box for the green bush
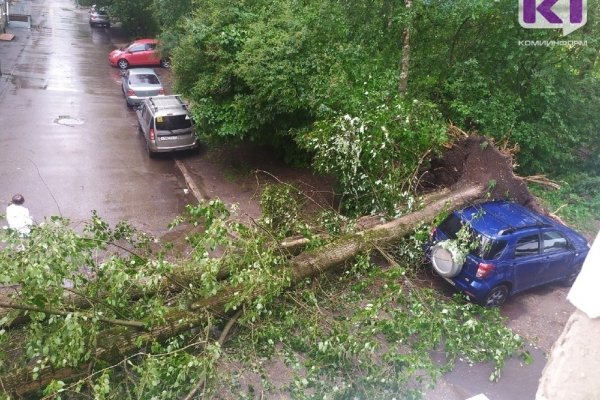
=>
[297,97,447,216]
[531,173,600,236]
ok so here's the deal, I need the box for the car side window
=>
[146,43,156,51]
[514,234,540,257]
[129,44,146,53]
[542,231,568,253]
[144,108,152,127]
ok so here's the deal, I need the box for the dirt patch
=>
[180,135,544,224]
[162,143,336,255]
[179,142,337,221]
[423,136,543,213]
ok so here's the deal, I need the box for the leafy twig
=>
[0,302,145,329]
[183,309,243,400]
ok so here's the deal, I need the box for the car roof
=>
[127,68,157,75]
[457,201,551,238]
[131,39,158,45]
[145,96,189,116]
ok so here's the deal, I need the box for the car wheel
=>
[159,59,170,68]
[483,285,509,307]
[431,243,463,278]
[561,265,582,287]
[117,59,129,69]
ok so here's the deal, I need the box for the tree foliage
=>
[297,98,447,215]
[409,0,600,175]
[164,0,600,212]
[96,0,600,212]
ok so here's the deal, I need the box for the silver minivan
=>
[136,96,199,157]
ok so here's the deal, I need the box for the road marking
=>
[466,394,490,400]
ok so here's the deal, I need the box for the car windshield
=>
[155,115,192,131]
[438,214,507,259]
[130,74,160,85]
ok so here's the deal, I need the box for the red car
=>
[108,39,170,69]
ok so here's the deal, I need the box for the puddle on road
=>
[54,115,84,127]
[10,75,47,90]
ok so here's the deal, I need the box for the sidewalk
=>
[0,0,34,97]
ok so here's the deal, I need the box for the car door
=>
[144,42,160,65]
[121,70,130,93]
[539,229,574,283]
[136,103,149,134]
[127,43,148,66]
[510,232,544,292]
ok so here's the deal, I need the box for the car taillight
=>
[159,88,164,95]
[127,89,135,96]
[476,263,495,279]
[149,128,155,140]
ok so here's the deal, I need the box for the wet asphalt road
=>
[0,0,191,235]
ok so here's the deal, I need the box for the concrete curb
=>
[174,159,208,203]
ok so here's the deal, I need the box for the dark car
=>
[89,5,110,27]
[426,201,589,306]
[108,39,170,70]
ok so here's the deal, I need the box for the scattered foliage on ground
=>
[0,191,526,398]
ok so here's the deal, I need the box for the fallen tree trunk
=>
[192,184,483,311]
[1,184,484,395]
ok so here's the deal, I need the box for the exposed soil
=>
[423,135,543,213]
[176,142,337,220]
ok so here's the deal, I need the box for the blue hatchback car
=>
[427,201,589,307]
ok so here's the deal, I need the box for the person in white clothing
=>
[6,194,33,235]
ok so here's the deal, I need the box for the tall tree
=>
[398,0,412,94]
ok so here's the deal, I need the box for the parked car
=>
[426,201,589,307]
[89,5,110,27]
[121,68,164,107]
[136,95,199,157]
[108,39,170,70]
